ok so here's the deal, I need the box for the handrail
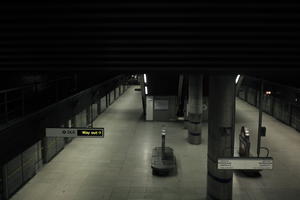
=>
[241,75,300,109]
[0,97,23,104]
[244,75,300,93]
[0,76,74,124]
[0,74,127,125]
[0,85,31,94]
[0,76,73,94]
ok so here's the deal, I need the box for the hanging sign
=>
[218,157,273,170]
[46,128,104,138]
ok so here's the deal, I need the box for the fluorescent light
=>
[145,86,148,95]
[235,74,240,84]
[143,74,147,83]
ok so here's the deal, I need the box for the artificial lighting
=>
[143,74,147,83]
[145,86,148,95]
[265,91,272,95]
[235,74,240,84]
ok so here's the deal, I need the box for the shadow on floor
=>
[234,170,262,178]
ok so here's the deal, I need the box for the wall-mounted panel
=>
[154,99,169,110]
[246,88,257,106]
[291,105,300,131]
[110,90,115,105]
[153,96,177,121]
[282,103,291,125]
[86,106,91,126]
[97,101,101,115]
[22,144,37,183]
[92,103,97,120]
[81,110,87,127]
[36,141,43,171]
[2,141,41,199]
[42,137,57,163]
[273,98,283,121]
[56,137,65,153]
[263,95,273,114]
[106,93,109,108]
[120,85,124,94]
[146,96,154,121]
[272,98,291,125]
[2,155,23,199]
[75,112,81,127]
[101,97,106,112]
[115,87,120,99]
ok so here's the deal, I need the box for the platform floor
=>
[11,87,300,200]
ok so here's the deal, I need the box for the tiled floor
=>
[233,98,300,200]
[11,87,300,200]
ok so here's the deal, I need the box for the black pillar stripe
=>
[207,193,232,200]
[207,171,233,183]
[207,193,221,200]
[187,120,201,124]
[188,132,201,136]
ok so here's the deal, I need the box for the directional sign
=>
[46,128,104,138]
[218,157,273,170]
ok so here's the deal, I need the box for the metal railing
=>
[0,77,75,125]
[239,76,300,134]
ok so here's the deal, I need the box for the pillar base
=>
[188,132,201,144]
[207,174,233,200]
[183,121,188,129]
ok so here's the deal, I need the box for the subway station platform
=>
[10,87,300,200]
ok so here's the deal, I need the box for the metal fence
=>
[238,84,300,132]
[0,77,75,125]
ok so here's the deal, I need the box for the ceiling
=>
[1,2,300,87]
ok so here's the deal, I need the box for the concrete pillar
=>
[207,75,236,200]
[187,74,203,144]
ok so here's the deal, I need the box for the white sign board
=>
[146,96,154,121]
[218,158,273,170]
[46,128,104,138]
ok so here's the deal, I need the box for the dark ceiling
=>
[1,2,300,87]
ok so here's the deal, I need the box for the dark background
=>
[1,2,300,88]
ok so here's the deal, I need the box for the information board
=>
[154,100,169,110]
[46,128,104,138]
[218,157,273,170]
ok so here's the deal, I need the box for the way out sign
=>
[218,157,273,170]
[46,128,104,138]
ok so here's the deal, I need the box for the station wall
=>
[0,84,129,200]
[145,96,177,121]
[238,85,300,132]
